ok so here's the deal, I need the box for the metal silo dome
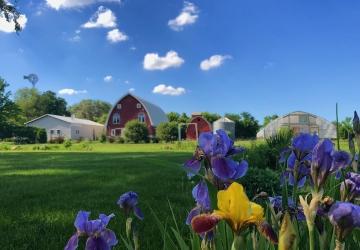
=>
[213,117,235,139]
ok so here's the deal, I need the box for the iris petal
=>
[198,132,214,155]
[64,234,79,250]
[191,214,219,234]
[211,157,237,180]
[74,211,90,232]
[85,237,110,250]
[134,206,144,220]
[101,229,118,247]
[186,206,201,225]
[232,160,248,179]
[184,158,201,178]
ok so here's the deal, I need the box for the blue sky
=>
[1,0,360,123]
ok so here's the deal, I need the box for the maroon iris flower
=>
[64,211,118,250]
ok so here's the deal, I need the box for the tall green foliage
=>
[156,122,178,142]
[14,88,69,121]
[0,77,20,129]
[69,99,111,123]
[124,120,149,143]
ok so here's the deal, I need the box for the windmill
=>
[23,73,39,88]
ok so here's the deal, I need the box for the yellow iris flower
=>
[212,182,264,234]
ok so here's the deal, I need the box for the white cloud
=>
[129,46,136,51]
[104,75,113,82]
[168,1,198,31]
[128,88,135,92]
[200,55,231,71]
[152,84,186,96]
[124,80,130,84]
[46,0,121,10]
[82,6,116,28]
[143,51,184,71]
[107,28,128,43]
[58,88,87,95]
[0,14,27,33]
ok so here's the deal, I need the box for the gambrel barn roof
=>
[106,93,167,127]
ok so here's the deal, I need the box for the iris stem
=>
[335,240,344,250]
[231,234,245,250]
[308,224,315,250]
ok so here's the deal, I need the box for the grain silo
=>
[213,117,236,139]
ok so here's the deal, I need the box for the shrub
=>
[116,137,125,144]
[49,137,65,144]
[240,167,280,197]
[100,133,107,143]
[35,129,47,143]
[124,120,149,143]
[156,122,178,142]
[64,139,72,149]
[107,136,115,143]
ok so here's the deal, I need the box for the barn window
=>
[136,103,141,109]
[57,130,61,135]
[111,129,116,136]
[112,113,120,124]
[50,130,54,135]
[138,113,145,123]
[117,104,122,109]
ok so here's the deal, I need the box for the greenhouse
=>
[257,111,337,139]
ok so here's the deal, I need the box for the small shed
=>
[186,113,212,140]
[213,117,235,139]
[25,114,104,141]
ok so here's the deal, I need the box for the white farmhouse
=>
[25,114,104,141]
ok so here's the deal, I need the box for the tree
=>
[201,112,221,124]
[124,120,149,143]
[69,99,111,123]
[238,112,260,139]
[14,88,69,121]
[167,112,180,122]
[337,117,353,139]
[0,0,22,32]
[156,122,178,142]
[0,77,19,128]
[263,114,279,127]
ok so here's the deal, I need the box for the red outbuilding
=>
[186,113,212,140]
[105,93,167,137]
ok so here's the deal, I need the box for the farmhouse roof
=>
[25,114,104,126]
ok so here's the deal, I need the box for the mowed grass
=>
[0,149,197,250]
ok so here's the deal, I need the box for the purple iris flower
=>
[281,133,319,188]
[328,202,360,240]
[186,180,211,225]
[269,196,305,221]
[341,172,360,202]
[117,191,144,220]
[64,211,118,250]
[311,139,350,189]
[184,129,247,182]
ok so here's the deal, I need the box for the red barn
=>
[105,93,167,137]
[186,113,212,140]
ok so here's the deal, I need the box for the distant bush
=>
[49,137,65,144]
[240,167,280,197]
[36,129,47,143]
[0,125,46,144]
[156,122,178,142]
[64,139,72,149]
[107,136,115,143]
[116,137,125,144]
[124,120,149,143]
[100,133,107,143]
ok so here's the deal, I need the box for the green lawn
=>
[0,139,353,250]
[0,148,197,250]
